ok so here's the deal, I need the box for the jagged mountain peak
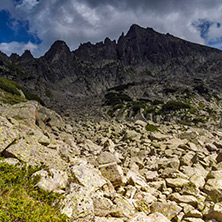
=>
[2,24,222,112]
[127,24,149,35]
[20,50,34,61]
[10,53,20,62]
[43,40,71,63]
[50,40,69,49]
[73,24,221,65]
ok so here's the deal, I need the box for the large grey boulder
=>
[0,116,18,152]
[0,101,39,126]
[71,162,107,192]
[150,201,182,220]
[169,193,198,207]
[33,168,68,192]
[60,184,94,221]
[165,178,190,188]
[3,137,67,169]
[37,105,65,131]
[145,212,171,222]
[99,162,125,187]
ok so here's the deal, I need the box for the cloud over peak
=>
[0,0,222,57]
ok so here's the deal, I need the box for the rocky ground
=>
[1,100,222,221]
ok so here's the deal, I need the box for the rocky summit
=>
[1,24,222,221]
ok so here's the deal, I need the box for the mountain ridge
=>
[1,24,222,122]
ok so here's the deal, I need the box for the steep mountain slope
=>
[2,25,222,222]
[1,24,222,122]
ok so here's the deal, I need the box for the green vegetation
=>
[143,105,158,115]
[194,85,209,95]
[0,160,67,222]
[0,90,26,105]
[163,87,178,94]
[140,69,154,77]
[23,90,45,106]
[107,104,124,117]
[192,117,207,124]
[198,101,205,109]
[145,124,158,132]
[162,101,191,112]
[179,120,192,126]
[104,92,132,106]
[152,99,164,105]
[45,88,52,98]
[131,101,146,116]
[214,95,221,105]
[0,77,45,105]
[0,77,22,96]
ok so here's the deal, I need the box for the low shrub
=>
[0,90,26,104]
[104,92,132,106]
[107,104,124,117]
[192,118,207,124]
[162,101,191,112]
[0,160,67,222]
[194,85,209,95]
[152,99,164,105]
[131,101,146,115]
[163,87,177,94]
[145,124,158,132]
[140,69,154,77]
[0,77,22,96]
[23,90,45,106]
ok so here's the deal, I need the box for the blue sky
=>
[0,0,222,57]
[0,10,41,44]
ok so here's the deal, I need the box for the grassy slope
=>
[0,160,67,222]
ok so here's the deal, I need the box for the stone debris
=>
[1,100,222,221]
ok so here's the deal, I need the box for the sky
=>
[0,0,222,58]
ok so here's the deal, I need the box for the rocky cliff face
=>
[1,24,222,221]
[1,24,222,120]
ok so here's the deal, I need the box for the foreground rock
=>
[2,100,222,221]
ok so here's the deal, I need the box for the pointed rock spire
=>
[44,40,71,63]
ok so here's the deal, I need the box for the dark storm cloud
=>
[81,0,222,13]
[1,0,222,56]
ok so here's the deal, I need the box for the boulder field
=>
[1,100,222,222]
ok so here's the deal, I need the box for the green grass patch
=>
[0,90,27,105]
[152,99,164,105]
[192,117,207,124]
[0,77,44,105]
[0,77,22,96]
[107,104,124,117]
[0,160,67,222]
[104,92,132,106]
[163,87,177,94]
[140,69,154,77]
[23,90,45,106]
[194,85,209,95]
[145,124,158,132]
[162,101,191,112]
[131,101,146,116]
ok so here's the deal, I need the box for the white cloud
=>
[16,0,39,12]
[207,23,222,40]
[1,0,222,57]
[0,41,38,56]
[0,0,14,11]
